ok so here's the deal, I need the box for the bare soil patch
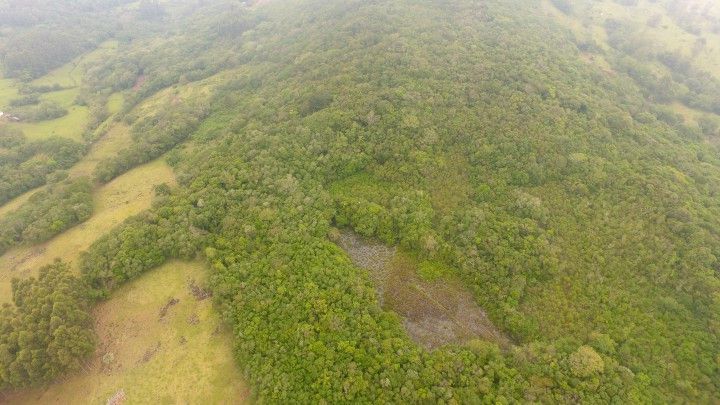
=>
[188,279,212,301]
[159,298,179,320]
[337,230,511,349]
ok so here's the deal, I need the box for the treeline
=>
[80,205,204,298]
[10,101,68,122]
[83,2,257,111]
[0,0,131,80]
[0,261,95,389]
[94,103,209,183]
[600,17,720,116]
[0,128,85,205]
[0,179,93,255]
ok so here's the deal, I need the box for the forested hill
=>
[1,0,719,403]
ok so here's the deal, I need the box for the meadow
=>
[4,261,247,404]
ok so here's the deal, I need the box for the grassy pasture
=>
[6,104,89,141]
[0,41,121,141]
[31,40,119,88]
[5,261,247,404]
[107,93,124,114]
[0,77,19,107]
[0,157,175,304]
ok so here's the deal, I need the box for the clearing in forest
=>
[336,230,511,350]
[0,156,175,303]
[4,261,247,404]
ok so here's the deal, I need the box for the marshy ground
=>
[336,230,510,350]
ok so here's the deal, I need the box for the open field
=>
[0,157,175,304]
[70,123,134,177]
[6,104,89,141]
[0,77,18,107]
[5,261,248,404]
[0,41,121,141]
[31,40,119,88]
[107,93,124,114]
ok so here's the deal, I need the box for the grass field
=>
[107,93,124,114]
[0,41,122,141]
[31,40,119,88]
[5,261,248,405]
[70,123,134,177]
[543,1,717,65]
[0,77,19,107]
[6,104,89,141]
[0,157,175,304]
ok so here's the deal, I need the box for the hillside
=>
[0,0,719,403]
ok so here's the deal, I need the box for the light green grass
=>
[2,40,122,141]
[544,0,720,100]
[6,261,248,405]
[7,104,89,141]
[0,77,19,108]
[31,40,119,88]
[0,189,35,220]
[107,93,124,114]
[43,87,80,107]
[0,155,176,303]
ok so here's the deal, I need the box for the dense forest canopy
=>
[0,0,719,402]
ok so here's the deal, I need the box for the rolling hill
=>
[0,0,718,402]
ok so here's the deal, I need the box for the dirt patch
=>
[132,75,146,91]
[336,231,395,305]
[159,297,179,320]
[187,313,200,325]
[337,230,511,349]
[188,279,212,301]
[106,389,126,405]
[140,342,161,364]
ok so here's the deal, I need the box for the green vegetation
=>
[0,127,85,205]
[0,261,94,389]
[1,0,720,402]
[94,102,208,183]
[0,179,93,255]
[11,101,68,122]
[0,157,176,306]
[5,261,246,404]
[0,1,131,80]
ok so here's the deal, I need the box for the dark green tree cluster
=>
[0,178,93,255]
[80,205,204,298]
[11,101,68,122]
[0,0,132,80]
[93,102,209,183]
[8,94,40,108]
[0,261,95,389]
[0,128,85,205]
